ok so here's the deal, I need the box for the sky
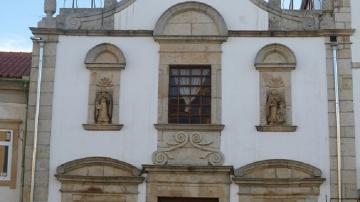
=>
[0,0,103,52]
[0,0,302,52]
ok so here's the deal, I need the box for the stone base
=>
[256,125,297,132]
[82,124,123,131]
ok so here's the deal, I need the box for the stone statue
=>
[266,89,286,125]
[95,92,113,124]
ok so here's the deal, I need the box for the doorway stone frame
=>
[143,165,232,202]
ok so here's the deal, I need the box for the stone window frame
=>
[0,119,21,188]
[152,2,228,166]
[82,43,126,131]
[255,43,297,132]
[154,1,228,128]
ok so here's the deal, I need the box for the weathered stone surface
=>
[153,129,224,166]
[233,160,325,201]
[56,157,144,202]
[143,165,232,202]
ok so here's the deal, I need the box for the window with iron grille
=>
[0,130,12,181]
[168,65,211,124]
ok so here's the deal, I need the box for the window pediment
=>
[154,2,228,38]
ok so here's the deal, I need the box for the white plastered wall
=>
[48,36,329,201]
[351,0,360,188]
[0,103,26,202]
[222,37,329,201]
[114,0,268,31]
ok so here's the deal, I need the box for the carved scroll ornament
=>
[153,132,224,166]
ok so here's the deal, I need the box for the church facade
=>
[6,0,360,201]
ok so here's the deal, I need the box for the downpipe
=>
[331,36,342,202]
[29,37,45,202]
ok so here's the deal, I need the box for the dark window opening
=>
[168,65,211,124]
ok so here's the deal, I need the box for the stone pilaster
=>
[23,35,58,202]
[334,0,352,29]
[326,36,358,201]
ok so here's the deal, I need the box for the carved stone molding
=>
[256,125,297,132]
[233,159,325,201]
[56,157,144,202]
[82,124,123,131]
[154,124,225,132]
[153,131,224,166]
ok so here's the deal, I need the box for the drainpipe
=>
[331,36,342,202]
[29,37,45,202]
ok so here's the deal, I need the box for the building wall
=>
[352,0,360,187]
[47,35,329,201]
[114,0,268,30]
[0,99,27,202]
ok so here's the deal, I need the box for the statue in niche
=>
[94,77,113,125]
[266,89,286,126]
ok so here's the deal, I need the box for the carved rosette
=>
[152,132,224,166]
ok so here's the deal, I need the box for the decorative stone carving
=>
[94,78,113,125]
[265,78,286,126]
[83,43,125,131]
[233,159,325,202]
[153,132,224,166]
[56,157,144,202]
[153,125,225,166]
[255,44,297,132]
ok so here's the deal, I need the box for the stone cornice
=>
[55,175,145,184]
[352,62,360,69]
[142,165,233,174]
[232,177,325,187]
[30,27,355,37]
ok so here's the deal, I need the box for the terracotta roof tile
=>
[0,52,32,78]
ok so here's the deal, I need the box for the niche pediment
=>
[56,157,144,183]
[233,159,324,185]
[255,43,296,71]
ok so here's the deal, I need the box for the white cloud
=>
[0,37,32,52]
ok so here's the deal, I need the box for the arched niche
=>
[83,43,125,131]
[85,43,126,70]
[56,157,144,202]
[233,159,325,201]
[255,43,296,71]
[255,43,297,132]
[154,1,228,37]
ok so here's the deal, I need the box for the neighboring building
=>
[0,52,31,202]
[14,0,360,202]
